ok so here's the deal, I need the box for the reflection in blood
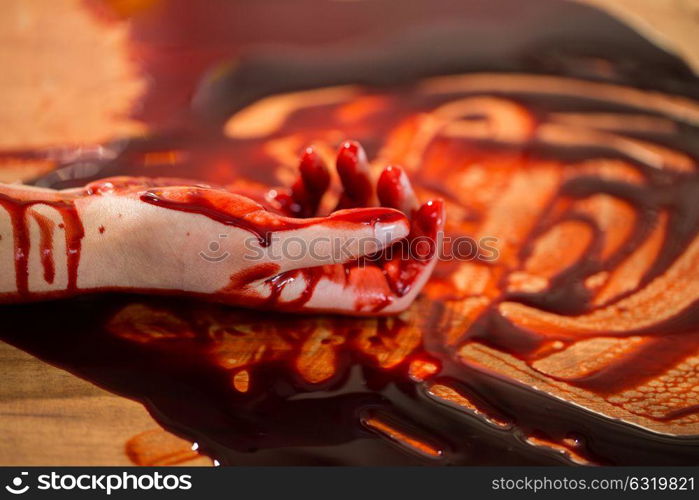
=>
[4,65,699,463]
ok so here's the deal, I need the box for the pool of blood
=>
[2,0,699,466]
[1,287,698,465]
[3,135,699,464]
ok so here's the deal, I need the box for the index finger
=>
[253,207,410,273]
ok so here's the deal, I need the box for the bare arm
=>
[0,141,444,315]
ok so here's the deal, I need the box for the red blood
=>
[220,263,282,303]
[335,141,373,209]
[299,147,331,196]
[264,267,324,310]
[377,165,416,213]
[383,199,444,297]
[0,193,84,296]
[412,199,444,243]
[289,146,331,217]
[33,213,56,285]
[140,187,404,247]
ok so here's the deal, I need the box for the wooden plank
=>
[0,341,210,466]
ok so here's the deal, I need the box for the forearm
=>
[0,184,244,300]
[0,184,83,299]
[74,195,241,293]
[0,143,433,315]
[0,185,162,300]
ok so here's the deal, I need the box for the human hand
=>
[0,141,444,315]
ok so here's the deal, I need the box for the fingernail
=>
[373,216,410,248]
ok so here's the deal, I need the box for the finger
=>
[411,199,445,241]
[298,147,331,209]
[377,165,419,214]
[228,205,412,304]
[269,199,445,315]
[335,140,375,210]
[257,147,331,217]
[289,146,331,217]
[138,185,410,275]
[266,207,410,273]
[383,199,445,299]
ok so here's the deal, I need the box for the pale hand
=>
[0,141,444,315]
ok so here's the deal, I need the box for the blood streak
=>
[264,268,323,310]
[335,141,374,209]
[32,212,56,284]
[140,189,403,247]
[275,146,331,217]
[0,194,84,296]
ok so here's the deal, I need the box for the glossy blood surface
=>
[3,1,699,461]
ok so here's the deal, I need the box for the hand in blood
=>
[0,141,443,315]
[230,140,445,314]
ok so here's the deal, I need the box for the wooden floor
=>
[0,341,210,466]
